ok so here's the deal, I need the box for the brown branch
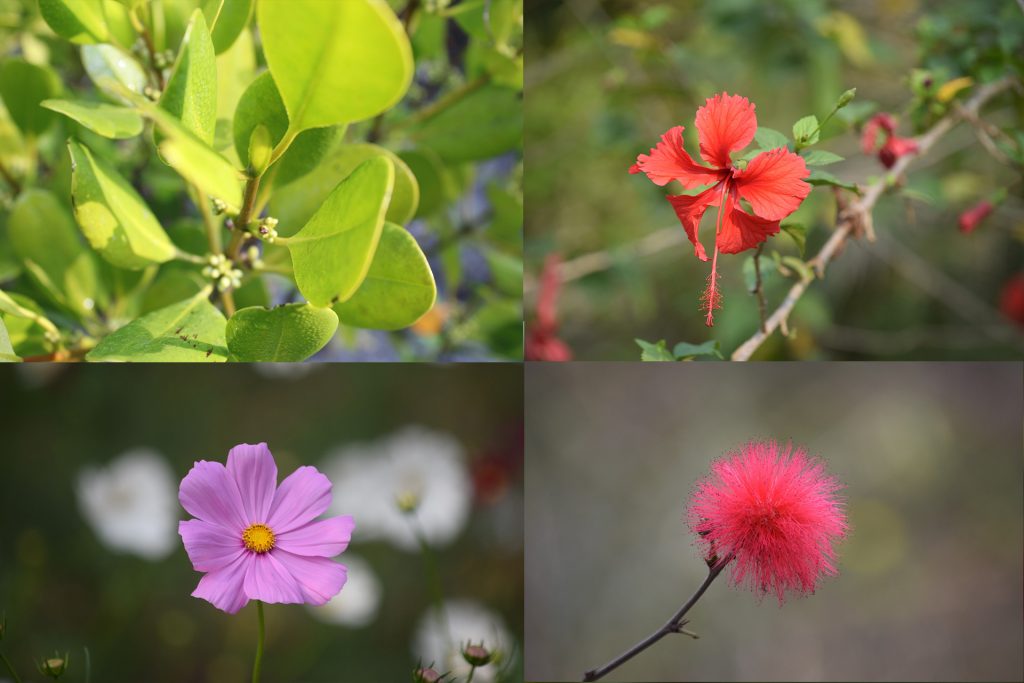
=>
[730,76,1016,361]
[752,243,767,333]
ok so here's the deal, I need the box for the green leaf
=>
[0,291,57,355]
[226,302,337,361]
[482,246,522,297]
[201,0,253,54]
[39,0,108,44]
[214,23,255,146]
[781,255,815,282]
[0,318,20,362]
[87,289,228,362]
[9,188,107,319]
[792,115,820,145]
[0,60,61,137]
[287,156,394,307]
[257,0,413,131]
[160,9,217,145]
[807,168,859,192]
[781,223,807,257]
[636,338,675,361]
[81,44,147,104]
[801,149,844,166]
[409,84,521,162]
[68,139,178,269]
[672,340,723,360]
[332,222,436,330]
[271,143,418,231]
[398,148,458,217]
[41,99,143,139]
[753,126,789,151]
[145,106,244,211]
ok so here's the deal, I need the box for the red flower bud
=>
[957,200,994,234]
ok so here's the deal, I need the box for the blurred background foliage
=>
[0,0,523,362]
[0,363,523,682]
[525,0,1024,360]
[525,362,1023,681]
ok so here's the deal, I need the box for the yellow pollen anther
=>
[242,523,275,553]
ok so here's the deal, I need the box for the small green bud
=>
[248,124,273,176]
[211,198,228,215]
[38,652,69,679]
[836,88,856,109]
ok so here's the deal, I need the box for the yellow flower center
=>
[242,523,275,553]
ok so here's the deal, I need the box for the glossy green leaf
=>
[102,0,136,47]
[482,246,522,298]
[409,84,521,162]
[271,143,418,231]
[288,156,394,307]
[398,148,458,217]
[807,168,859,193]
[39,0,108,44]
[801,149,844,166]
[673,340,723,360]
[68,139,177,269]
[41,99,143,139]
[146,107,244,211]
[636,338,675,361]
[9,188,107,319]
[160,9,217,145]
[257,0,413,130]
[87,289,228,361]
[226,302,337,361]
[201,0,253,54]
[81,44,147,104]
[273,126,341,187]
[781,223,807,257]
[0,291,56,356]
[0,318,19,362]
[754,126,789,151]
[792,115,820,145]
[0,60,61,137]
[214,24,255,141]
[333,222,436,330]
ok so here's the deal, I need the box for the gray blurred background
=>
[525,363,1023,682]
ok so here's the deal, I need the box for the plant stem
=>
[392,76,489,131]
[467,665,477,683]
[227,174,262,261]
[0,650,24,683]
[581,557,732,682]
[251,600,265,683]
[410,518,450,648]
[753,243,767,333]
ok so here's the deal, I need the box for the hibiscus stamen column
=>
[701,186,729,327]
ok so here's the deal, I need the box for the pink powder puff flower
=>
[687,440,848,605]
[178,443,355,614]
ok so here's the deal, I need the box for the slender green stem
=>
[251,600,264,683]
[227,174,262,260]
[0,650,24,683]
[391,76,489,131]
[467,665,477,683]
[409,518,450,648]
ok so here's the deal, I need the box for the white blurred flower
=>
[323,427,471,552]
[413,599,514,683]
[306,555,382,628]
[76,449,177,560]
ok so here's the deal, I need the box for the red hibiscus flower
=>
[999,273,1024,326]
[630,93,811,326]
[958,200,994,234]
[526,254,573,361]
[861,112,918,169]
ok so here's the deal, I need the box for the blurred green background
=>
[0,364,523,682]
[525,362,1023,681]
[525,0,1024,360]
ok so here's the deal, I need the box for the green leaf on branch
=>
[81,44,147,104]
[636,338,675,361]
[9,188,107,319]
[0,318,19,362]
[781,223,807,257]
[673,340,723,360]
[87,289,228,362]
[68,139,178,269]
[201,0,253,54]
[792,115,820,146]
[38,0,108,44]
[160,9,217,145]
[753,126,789,151]
[271,143,419,230]
[807,168,859,193]
[226,302,337,361]
[781,255,815,282]
[257,0,413,131]
[288,156,394,307]
[42,99,143,139]
[800,149,844,166]
[0,60,61,137]
[332,222,436,330]
[0,291,58,355]
[409,84,521,162]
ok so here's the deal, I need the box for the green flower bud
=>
[836,88,856,109]
[38,652,68,679]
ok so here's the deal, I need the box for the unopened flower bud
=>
[835,87,856,109]
[396,491,420,514]
[217,275,232,292]
[38,653,68,679]
[211,198,228,215]
[225,218,235,230]
[461,643,493,667]
[413,667,442,683]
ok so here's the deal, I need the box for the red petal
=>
[861,113,896,153]
[733,148,811,221]
[878,135,918,168]
[694,93,757,168]
[536,253,563,330]
[631,126,722,188]
[667,186,720,261]
[717,201,781,255]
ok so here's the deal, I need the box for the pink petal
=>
[192,552,251,614]
[179,519,244,572]
[244,552,305,604]
[226,443,278,523]
[273,551,348,605]
[694,93,757,168]
[267,466,332,534]
[276,515,355,558]
[179,460,248,532]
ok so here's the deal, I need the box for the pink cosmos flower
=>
[178,443,355,614]
[687,440,848,605]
